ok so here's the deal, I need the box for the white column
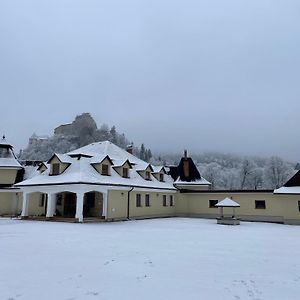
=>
[75,191,84,222]
[102,192,108,218]
[21,193,30,218]
[46,193,56,218]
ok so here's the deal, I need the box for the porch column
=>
[46,193,56,218]
[102,192,108,218]
[75,191,84,222]
[21,193,30,218]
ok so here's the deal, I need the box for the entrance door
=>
[63,193,76,217]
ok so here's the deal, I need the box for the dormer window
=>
[159,173,164,182]
[101,164,109,176]
[122,167,129,178]
[145,171,151,181]
[51,163,60,175]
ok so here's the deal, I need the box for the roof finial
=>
[2,134,5,140]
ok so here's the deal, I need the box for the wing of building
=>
[13,141,210,222]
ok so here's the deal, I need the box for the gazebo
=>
[215,197,240,225]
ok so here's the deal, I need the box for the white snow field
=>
[1,218,300,300]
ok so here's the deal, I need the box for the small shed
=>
[215,198,240,225]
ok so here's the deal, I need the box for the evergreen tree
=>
[140,144,146,161]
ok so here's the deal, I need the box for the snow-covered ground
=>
[1,218,300,300]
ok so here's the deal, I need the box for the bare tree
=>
[264,156,293,189]
[240,158,256,189]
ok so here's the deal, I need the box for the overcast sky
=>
[0,0,299,160]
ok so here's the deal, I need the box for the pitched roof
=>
[15,141,175,190]
[215,198,240,207]
[169,157,202,182]
[0,137,22,169]
[68,141,148,169]
[283,170,300,187]
[47,153,73,164]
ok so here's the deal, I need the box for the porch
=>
[20,185,109,222]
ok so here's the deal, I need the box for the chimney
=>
[184,149,188,159]
[126,144,133,154]
[183,149,190,178]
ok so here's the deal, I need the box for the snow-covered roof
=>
[68,141,149,169]
[0,136,13,148]
[0,158,23,169]
[48,153,73,164]
[90,154,113,165]
[174,178,211,186]
[16,141,175,190]
[0,137,22,169]
[215,198,240,207]
[274,187,300,194]
[151,166,165,173]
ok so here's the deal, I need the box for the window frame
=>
[122,167,129,178]
[159,173,164,182]
[136,194,142,207]
[51,163,60,175]
[145,194,150,207]
[170,195,174,206]
[145,171,151,181]
[209,200,218,208]
[163,195,167,207]
[255,200,266,209]
[101,164,109,176]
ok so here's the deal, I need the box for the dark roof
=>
[168,157,201,182]
[284,170,300,187]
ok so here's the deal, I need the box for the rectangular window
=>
[52,163,60,175]
[145,194,150,207]
[255,200,266,209]
[170,195,174,206]
[209,200,218,208]
[163,195,167,207]
[298,201,300,212]
[159,173,164,182]
[136,194,141,207]
[101,164,109,175]
[145,171,151,180]
[39,194,46,207]
[123,168,129,178]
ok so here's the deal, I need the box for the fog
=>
[0,0,299,160]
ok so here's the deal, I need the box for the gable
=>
[284,171,300,187]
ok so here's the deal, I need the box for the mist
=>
[0,0,299,160]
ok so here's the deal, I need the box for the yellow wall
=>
[107,190,176,220]
[0,192,22,215]
[176,192,300,224]
[0,192,14,215]
[28,192,46,216]
[0,169,18,185]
